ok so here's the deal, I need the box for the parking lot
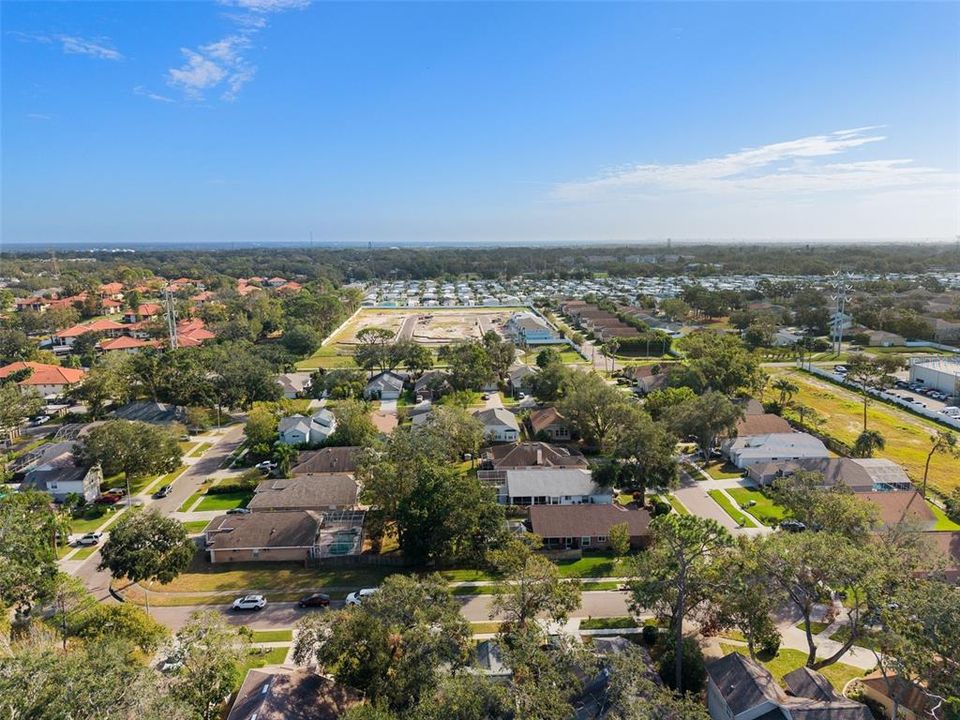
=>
[833,364,956,415]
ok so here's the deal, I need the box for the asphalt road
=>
[147,590,634,632]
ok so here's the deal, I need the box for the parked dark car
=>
[153,485,172,499]
[780,520,806,533]
[298,593,331,608]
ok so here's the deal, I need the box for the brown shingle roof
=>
[735,414,793,437]
[227,669,360,720]
[486,442,587,469]
[528,407,568,435]
[248,474,359,511]
[291,446,359,475]
[528,505,651,539]
[205,512,321,550]
[854,490,936,528]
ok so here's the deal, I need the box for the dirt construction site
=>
[332,307,525,347]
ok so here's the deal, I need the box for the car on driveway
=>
[779,520,806,533]
[232,594,267,611]
[226,507,251,515]
[345,588,378,606]
[95,492,123,505]
[298,593,331,608]
[153,485,173,499]
[76,532,103,546]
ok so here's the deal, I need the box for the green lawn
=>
[664,494,690,516]
[829,625,882,652]
[554,553,629,578]
[238,647,289,678]
[194,490,253,512]
[470,622,503,635]
[295,346,359,370]
[70,545,100,561]
[181,520,211,534]
[927,501,960,531]
[580,616,638,630]
[178,489,206,512]
[795,620,831,635]
[247,629,294,643]
[67,508,121,533]
[727,488,791,527]
[702,460,746,480]
[719,643,868,691]
[439,568,499,583]
[707,490,755,527]
[190,442,213,457]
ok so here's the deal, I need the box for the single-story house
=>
[500,467,613,506]
[706,652,872,720]
[98,335,162,354]
[528,504,651,550]
[0,361,86,398]
[528,407,572,441]
[205,511,323,563]
[473,408,521,443]
[482,441,588,469]
[364,371,406,401]
[122,303,162,323]
[724,432,830,469]
[865,329,906,347]
[247,474,359,512]
[856,673,931,720]
[291,446,359,475]
[278,409,337,446]
[276,371,312,399]
[227,669,360,720]
[854,489,937,530]
[413,370,450,401]
[747,457,914,491]
[621,365,670,394]
[22,452,102,503]
[112,400,184,425]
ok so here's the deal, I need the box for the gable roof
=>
[227,669,359,720]
[99,335,161,351]
[278,415,311,435]
[112,401,181,424]
[529,505,651,539]
[505,467,601,498]
[54,319,126,338]
[783,667,842,702]
[0,361,86,386]
[749,457,911,491]
[292,446,359,475]
[248,474,359,510]
[366,371,406,392]
[23,452,89,488]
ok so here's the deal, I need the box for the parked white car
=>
[345,588,378,606]
[76,532,103,546]
[232,594,267,611]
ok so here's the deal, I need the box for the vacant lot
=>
[773,369,960,495]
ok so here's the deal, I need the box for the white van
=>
[939,406,960,418]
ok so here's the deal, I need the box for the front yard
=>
[727,488,791,526]
[193,489,254,512]
[718,643,868,691]
[707,490,755,527]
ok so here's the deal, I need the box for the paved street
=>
[673,469,770,536]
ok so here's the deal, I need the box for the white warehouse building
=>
[909,358,960,396]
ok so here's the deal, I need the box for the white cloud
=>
[26,113,52,120]
[163,1,307,101]
[553,128,956,202]
[134,85,175,103]
[10,32,123,61]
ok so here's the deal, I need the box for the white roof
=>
[505,468,602,497]
[728,432,828,459]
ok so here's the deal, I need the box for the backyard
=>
[773,368,960,495]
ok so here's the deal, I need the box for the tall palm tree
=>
[853,429,885,458]
[771,378,798,409]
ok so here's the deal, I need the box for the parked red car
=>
[95,492,122,505]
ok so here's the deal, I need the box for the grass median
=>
[707,489,755,527]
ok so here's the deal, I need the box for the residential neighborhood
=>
[1,245,960,720]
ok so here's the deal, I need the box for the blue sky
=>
[2,1,958,246]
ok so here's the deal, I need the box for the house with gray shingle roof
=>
[473,407,520,442]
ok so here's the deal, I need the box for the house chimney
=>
[536,448,543,466]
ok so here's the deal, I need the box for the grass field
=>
[194,490,253,512]
[181,520,211,534]
[795,620,831,635]
[719,643,868,691]
[707,490,756,527]
[190,442,213,457]
[727,488,791,526]
[774,369,960,494]
[238,647,289,678]
[247,629,294,643]
[580,616,638,630]
[702,459,746,480]
[928,502,960,531]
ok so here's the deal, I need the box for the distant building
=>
[909,358,960,395]
[0,361,86,398]
[503,312,558,345]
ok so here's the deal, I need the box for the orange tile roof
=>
[100,336,161,351]
[55,319,126,338]
[0,361,86,386]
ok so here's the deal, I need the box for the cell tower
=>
[830,271,851,356]
[164,288,178,350]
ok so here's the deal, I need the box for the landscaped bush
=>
[649,497,672,517]
[657,636,706,693]
[205,470,261,495]
[641,624,660,646]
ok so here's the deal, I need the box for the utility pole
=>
[164,288,178,350]
[830,271,851,357]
